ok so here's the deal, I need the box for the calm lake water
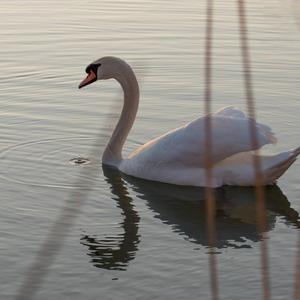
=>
[1,0,300,299]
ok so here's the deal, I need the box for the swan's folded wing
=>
[128,110,276,168]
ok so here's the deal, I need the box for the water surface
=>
[0,0,300,299]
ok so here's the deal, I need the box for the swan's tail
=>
[263,147,300,184]
[293,146,300,157]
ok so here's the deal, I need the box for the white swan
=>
[79,56,300,187]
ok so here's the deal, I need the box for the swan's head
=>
[78,56,129,89]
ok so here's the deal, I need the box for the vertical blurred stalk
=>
[236,1,271,299]
[204,0,219,299]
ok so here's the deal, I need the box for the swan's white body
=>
[120,107,299,187]
[80,56,299,187]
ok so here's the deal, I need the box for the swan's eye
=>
[85,63,101,75]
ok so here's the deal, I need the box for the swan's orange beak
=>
[78,70,97,89]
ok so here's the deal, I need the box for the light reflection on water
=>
[0,0,299,299]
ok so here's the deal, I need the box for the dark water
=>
[0,0,300,299]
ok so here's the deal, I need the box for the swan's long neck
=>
[102,63,139,167]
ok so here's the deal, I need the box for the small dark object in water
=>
[69,156,91,165]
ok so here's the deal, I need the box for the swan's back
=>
[120,107,278,187]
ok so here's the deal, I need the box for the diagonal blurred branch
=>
[15,133,103,300]
[14,89,123,299]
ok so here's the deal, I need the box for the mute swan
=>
[79,56,300,187]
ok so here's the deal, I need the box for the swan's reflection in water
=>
[80,167,140,271]
[81,166,299,270]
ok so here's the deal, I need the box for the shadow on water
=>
[81,165,299,271]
